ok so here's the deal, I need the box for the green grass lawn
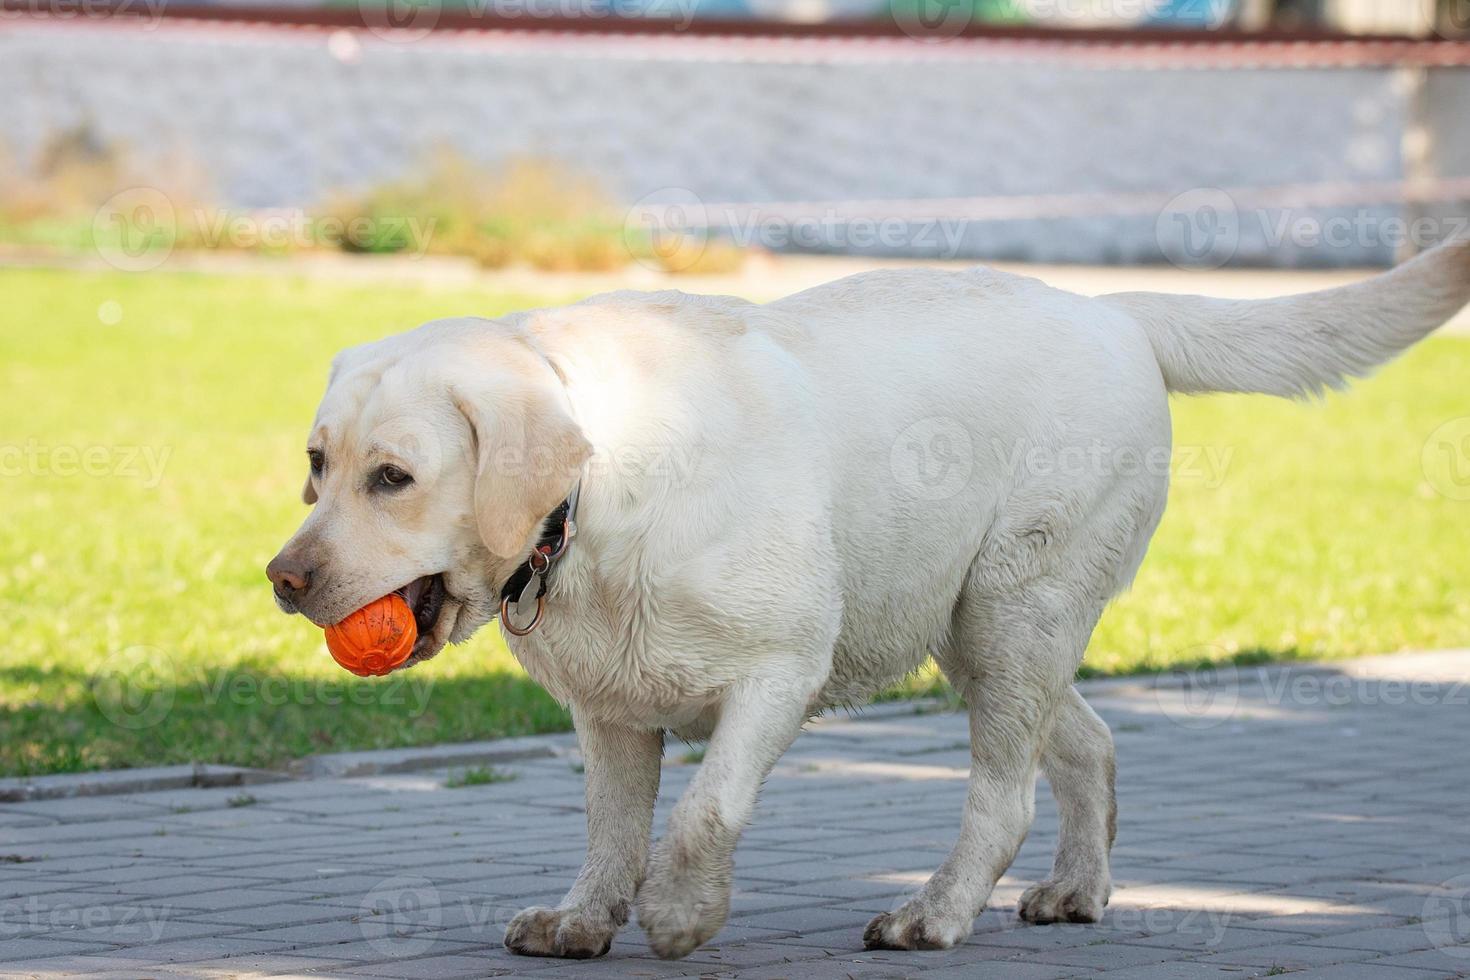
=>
[2,266,1467,776]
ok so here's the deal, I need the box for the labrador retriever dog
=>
[269,240,1470,959]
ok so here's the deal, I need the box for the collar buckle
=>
[499,481,581,637]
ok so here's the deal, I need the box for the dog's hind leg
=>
[1018,686,1116,924]
[865,580,1101,950]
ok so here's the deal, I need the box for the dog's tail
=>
[1102,239,1470,397]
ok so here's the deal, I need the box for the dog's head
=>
[265,318,590,666]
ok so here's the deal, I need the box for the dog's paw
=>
[636,837,732,959]
[1017,877,1110,924]
[863,902,971,951]
[503,905,617,959]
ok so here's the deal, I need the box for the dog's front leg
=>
[638,675,811,959]
[505,710,662,959]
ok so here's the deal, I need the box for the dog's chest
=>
[502,582,746,732]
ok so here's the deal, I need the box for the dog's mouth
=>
[396,573,448,653]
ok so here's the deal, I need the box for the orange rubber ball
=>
[324,594,416,677]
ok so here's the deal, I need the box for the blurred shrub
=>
[314,148,478,256]
[0,125,211,257]
[1,136,746,275]
[317,152,633,269]
[318,151,743,274]
[521,225,630,272]
[0,127,131,248]
[24,125,124,219]
[652,237,747,276]
[481,159,635,272]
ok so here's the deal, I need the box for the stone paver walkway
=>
[3,651,1470,979]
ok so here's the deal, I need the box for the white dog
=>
[269,241,1470,959]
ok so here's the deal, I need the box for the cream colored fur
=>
[270,240,1470,959]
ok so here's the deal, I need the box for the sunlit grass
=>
[0,268,577,776]
[2,266,1467,775]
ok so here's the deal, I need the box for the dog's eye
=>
[307,450,325,475]
[377,465,413,489]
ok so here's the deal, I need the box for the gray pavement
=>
[3,650,1470,978]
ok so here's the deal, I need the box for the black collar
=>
[497,481,581,636]
[499,498,571,606]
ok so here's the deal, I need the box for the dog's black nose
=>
[267,554,314,604]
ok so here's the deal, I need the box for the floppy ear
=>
[302,474,318,505]
[454,385,591,559]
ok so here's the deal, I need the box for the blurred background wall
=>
[2,0,1468,267]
